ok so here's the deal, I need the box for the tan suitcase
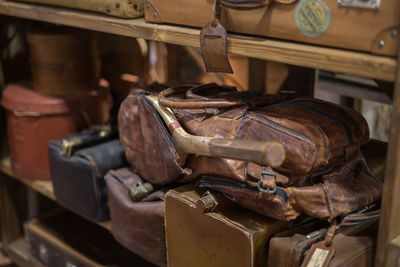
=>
[145,0,400,57]
[13,0,144,18]
[165,184,288,267]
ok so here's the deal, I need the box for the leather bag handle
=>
[159,83,295,109]
[159,84,245,109]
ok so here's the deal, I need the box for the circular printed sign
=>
[294,0,331,38]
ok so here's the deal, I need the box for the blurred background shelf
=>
[0,157,111,230]
[0,0,396,82]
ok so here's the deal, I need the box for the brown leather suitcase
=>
[27,27,99,97]
[1,83,102,180]
[12,0,144,18]
[165,184,289,267]
[145,0,400,57]
[25,211,155,267]
[105,168,168,267]
[267,214,379,267]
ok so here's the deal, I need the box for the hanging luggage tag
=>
[301,222,337,267]
[200,0,233,73]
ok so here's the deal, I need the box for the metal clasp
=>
[196,191,218,213]
[257,169,277,194]
[338,0,381,10]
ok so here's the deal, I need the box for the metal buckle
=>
[257,169,277,194]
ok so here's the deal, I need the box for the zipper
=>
[140,93,178,151]
[280,101,354,145]
[247,111,317,172]
[196,177,288,202]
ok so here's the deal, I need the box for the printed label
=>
[306,248,329,267]
[294,0,331,38]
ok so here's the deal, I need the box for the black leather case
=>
[48,131,127,222]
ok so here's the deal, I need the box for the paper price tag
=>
[301,241,335,267]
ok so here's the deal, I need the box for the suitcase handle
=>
[218,0,298,10]
[147,94,286,167]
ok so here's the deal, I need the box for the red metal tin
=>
[1,83,102,180]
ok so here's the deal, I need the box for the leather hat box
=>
[27,27,100,97]
[1,83,102,180]
[26,211,155,267]
[145,0,400,57]
[105,167,168,267]
[164,184,288,267]
[49,130,126,222]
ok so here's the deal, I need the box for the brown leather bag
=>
[105,167,168,267]
[118,83,378,220]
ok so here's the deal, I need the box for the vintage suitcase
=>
[13,0,144,18]
[27,27,99,97]
[145,0,400,57]
[105,168,169,267]
[26,211,155,267]
[1,83,102,180]
[267,210,379,267]
[165,184,289,267]
[48,129,125,222]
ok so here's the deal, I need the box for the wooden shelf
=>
[0,0,397,82]
[5,238,44,267]
[0,157,111,230]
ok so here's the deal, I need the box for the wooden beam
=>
[387,235,400,267]
[0,1,396,82]
[375,39,400,267]
[248,58,266,93]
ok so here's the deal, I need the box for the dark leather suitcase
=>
[165,184,289,267]
[145,0,400,57]
[26,211,155,267]
[49,129,126,222]
[1,83,102,180]
[105,168,168,267]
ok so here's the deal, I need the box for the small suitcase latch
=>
[338,0,380,10]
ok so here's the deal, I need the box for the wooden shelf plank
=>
[0,157,111,230]
[0,158,55,201]
[0,0,396,82]
[5,238,44,267]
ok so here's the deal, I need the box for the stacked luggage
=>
[1,0,391,264]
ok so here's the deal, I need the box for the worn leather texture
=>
[118,92,184,184]
[198,153,382,221]
[118,84,378,220]
[105,167,167,267]
[49,136,126,222]
[13,0,144,18]
[268,218,378,267]
[27,211,155,267]
[165,184,287,267]
[144,0,400,57]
